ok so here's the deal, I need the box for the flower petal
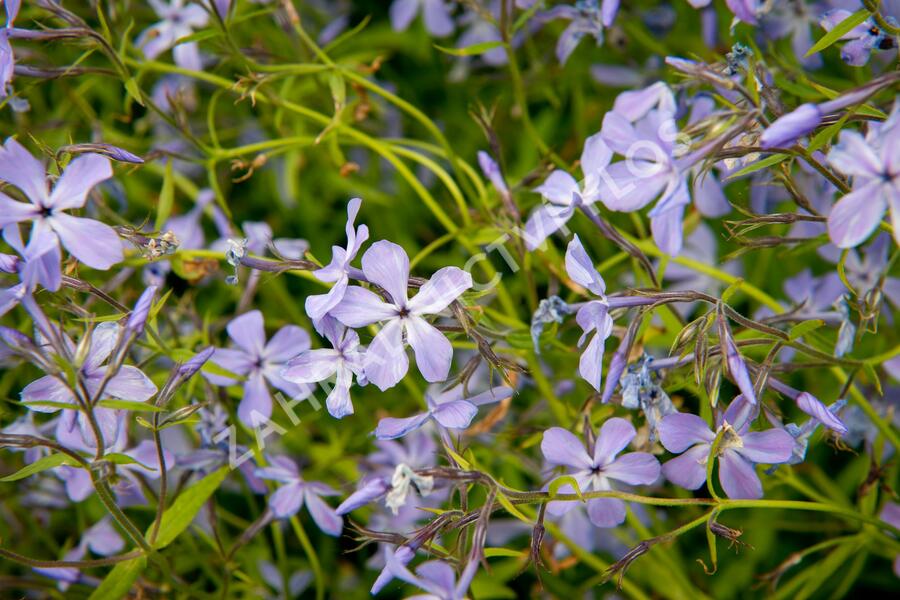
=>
[304,489,343,536]
[269,481,305,518]
[523,202,576,250]
[593,417,636,466]
[0,137,48,205]
[329,286,398,328]
[737,429,796,464]
[407,267,472,315]
[374,412,430,440]
[282,349,340,383]
[534,170,579,205]
[662,444,710,490]
[227,310,266,357]
[827,181,887,249]
[541,427,593,470]
[0,192,39,228]
[102,365,158,402]
[718,450,763,499]
[565,234,606,296]
[603,452,660,485]
[48,154,112,210]
[405,316,452,383]
[364,319,409,391]
[431,400,478,429]
[361,240,410,307]
[264,325,310,364]
[658,413,715,453]
[586,497,627,528]
[48,213,123,270]
[238,371,272,427]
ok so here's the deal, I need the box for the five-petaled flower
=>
[255,455,343,536]
[541,418,660,527]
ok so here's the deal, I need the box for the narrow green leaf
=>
[806,9,869,57]
[433,41,504,57]
[547,475,584,501]
[496,493,531,523]
[155,161,175,232]
[98,399,163,412]
[124,78,145,107]
[726,153,788,180]
[789,319,825,340]
[150,466,229,549]
[22,400,79,411]
[88,557,147,600]
[1,453,76,482]
[484,547,527,558]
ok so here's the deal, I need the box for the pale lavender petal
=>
[172,41,202,71]
[692,170,731,217]
[760,104,821,149]
[21,374,75,410]
[477,151,508,194]
[84,518,125,556]
[541,427,593,470]
[305,275,348,322]
[329,285,398,328]
[828,131,884,178]
[466,385,514,406]
[422,0,454,37]
[612,82,676,121]
[523,202,576,250]
[48,154,112,210]
[269,481,305,518]
[336,478,389,514]
[255,455,299,482]
[361,240,410,307]
[208,347,254,384]
[431,400,478,429]
[586,497,627,527]
[0,137,48,205]
[535,170,579,206]
[364,319,409,391]
[304,489,343,536]
[820,10,869,39]
[58,465,93,502]
[565,234,605,296]
[796,392,848,434]
[407,267,472,315]
[264,325,310,364]
[597,161,670,211]
[724,333,757,405]
[48,213,123,270]
[580,132,613,177]
[227,310,266,357]
[578,328,606,392]
[827,182,886,248]
[0,192,39,228]
[282,349,340,383]
[375,412,430,440]
[238,371,272,427]
[718,450,763,499]
[662,444,710,490]
[650,203,686,256]
[390,0,419,31]
[101,365,158,402]
[600,0,619,26]
[405,316,452,383]
[603,452,660,485]
[738,429,797,464]
[658,413,715,453]
[325,364,354,418]
[83,322,119,371]
[593,417,636,466]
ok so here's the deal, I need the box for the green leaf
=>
[806,9,869,57]
[445,447,470,470]
[484,547,527,559]
[149,466,229,549]
[88,556,147,600]
[155,160,175,232]
[98,399,163,412]
[124,78,145,107]
[725,153,788,180]
[22,400,79,411]
[863,362,883,396]
[104,453,156,471]
[496,493,531,523]
[789,319,825,340]
[433,41,504,57]
[0,453,76,482]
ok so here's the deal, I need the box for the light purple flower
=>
[565,234,613,391]
[305,198,369,322]
[0,0,17,97]
[540,1,612,64]
[826,101,900,248]
[0,226,60,317]
[136,0,209,71]
[33,517,124,590]
[719,317,757,405]
[0,138,122,273]
[390,0,455,37]
[255,455,343,535]
[524,133,611,250]
[725,0,763,24]
[206,310,312,427]
[541,418,660,527]
[282,315,365,419]
[382,553,478,600]
[879,501,900,578]
[21,322,157,412]
[375,383,512,440]
[329,240,472,390]
[658,397,795,499]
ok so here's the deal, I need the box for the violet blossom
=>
[205,310,313,427]
[137,0,210,71]
[33,518,124,590]
[658,396,795,499]
[0,138,123,273]
[541,418,660,527]
[820,8,898,66]
[329,240,472,390]
[540,0,617,64]
[0,0,18,97]
[389,0,455,37]
[255,455,343,535]
[381,553,478,600]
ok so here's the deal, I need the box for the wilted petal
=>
[658,413,715,453]
[586,497,627,527]
[406,316,453,383]
[48,154,112,210]
[48,213,123,270]
[718,450,763,499]
[364,319,409,391]
[541,427,593,470]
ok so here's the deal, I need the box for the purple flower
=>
[541,418,660,527]
[826,101,900,248]
[382,553,478,600]
[760,104,823,149]
[775,400,847,466]
[0,138,123,273]
[390,0,455,37]
[282,315,365,419]
[329,240,472,390]
[725,0,763,24]
[524,133,611,250]
[255,456,343,535]
[126,285,158,335]
[565,234,613,391]
[136,0,209,70]
[540,1,611,64]
[305,198,369,322]
[820,9,896,66]
[719,317,758,405]
[33,517,124,590]
[658,397,795,499]
[0,227,60,317]
[21,322,157,412]
[206,310,312,427]
[375,383,512,440]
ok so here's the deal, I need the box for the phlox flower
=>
[255,456,343,535]
[137,0,209,71]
